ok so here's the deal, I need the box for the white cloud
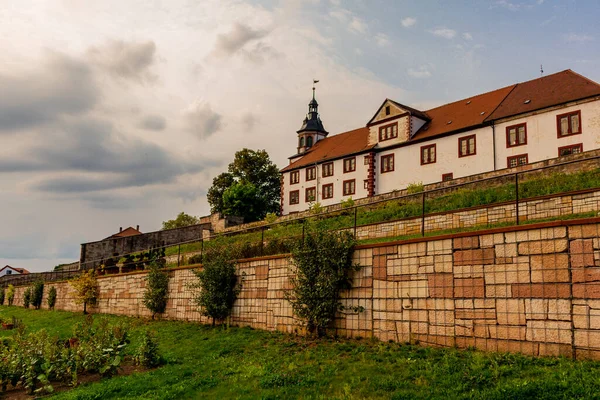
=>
[349,16,368,34]
[182,100,222,140]
[407,64,434,79]
[329,0,341,5]
[564,33,594,43]
[430,27,456,39]
[401,17,416,28]
[375,33,390,47]
[354,47,363,56]
[462,32,473,40]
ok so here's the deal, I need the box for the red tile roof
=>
[281,70,600,172]
[108,226,142,239]
[0,265,30,274]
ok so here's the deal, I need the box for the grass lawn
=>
[1,307,600,399]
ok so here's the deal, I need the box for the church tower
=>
[296,83,328,154]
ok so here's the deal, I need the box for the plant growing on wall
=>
[31,279,44,310]
[23,288,32,308]
[6,285,14,306]
[70,270,99,314]
[191,247,242,326]
[0,287,4,306]
[143,260,170,319]
[47,286,57,310]
[286,223,360,337]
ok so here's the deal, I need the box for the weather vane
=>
[312,79,319,98]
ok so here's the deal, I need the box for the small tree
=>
[31,280,44,310]
[47,286,57,310]
[143,261,170,319]
[0,287,5,305]
[23,288,32,308]
[192,247,242,325]
[162,212,199,230]
[70,270,99,314]
[7,284,15,306]
[286,224,360,337]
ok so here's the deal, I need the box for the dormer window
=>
[385,105,391,115]
[379,123,398,141]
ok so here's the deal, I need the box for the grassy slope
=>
[1,307,600,399]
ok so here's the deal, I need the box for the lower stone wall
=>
[7,219,600,359]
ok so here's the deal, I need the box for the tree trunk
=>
[83,301,87,315]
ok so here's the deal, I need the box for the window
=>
[385,105,391,115]
[507,154,528,168]
[442,173,453,182]
[305,187,316,202]
[299,137,304,147]
[322,183,334,199]
[306,167,316,181]
[557,110,581,137]
[364,155,370,165]
[458,134,476,157]
[364,180,369,189]
[306,136,314,147]
[381,154,394,173]
[343,157,356,173]
[506,123,527,147]
[558,143,583,157]
[290,171,300,185]
[343,179,356,196]
[322,162,334,177]
[421,144,436,165]
[6,270,12,275]
[379,123,398,141]
[289,190,299,205]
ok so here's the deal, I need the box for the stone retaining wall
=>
[7,219,600,359]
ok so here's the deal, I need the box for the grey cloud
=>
[139,114,167,131]
[210,23,268,58]
[87,40,157,83]
[241,113,258,131]
[0,52,98,132]
[183,102,222,140]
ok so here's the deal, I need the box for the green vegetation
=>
[48,286,57,310]
[161,212,199,230]
[23,287,31,308]
[31,279,44,310]
[143,261,170,319]
[0,287,4,306]
[1,307,600,399]
[70,271,99,314]
[7,285,14,306]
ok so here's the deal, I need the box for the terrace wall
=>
[8,219,600,359]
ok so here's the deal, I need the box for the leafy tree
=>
[23,288,32,308]
[0,287,4,305]
[207,149,280,221]
[162,212,200,230]
[47,286,57,310]
[7,284,15,306]
[222,182,264,222]
[70,270,99,314]
[192,247,242,325]
[31,280,44,310]
[286,224,360,337]
[143,261,170,319]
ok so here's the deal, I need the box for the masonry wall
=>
[8,220,600,359]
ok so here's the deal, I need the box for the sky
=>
[1,0,599,272]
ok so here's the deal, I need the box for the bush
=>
[134,330,162,368]
[23,288,32,308]
[143,261,170,319]
[0,287,4,306]
[265,212,278,224]
[47,286,57,310]
[6,285,14,306]
[188,254,203,265]
[406,182,424,194]
[192,247,242,325]
[31,280,44,310]
[340,197,355,209]
[286,224,360,336]
[70,270,99,314]
[308,202,324,215]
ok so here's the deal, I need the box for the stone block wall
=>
[7,219,600,359]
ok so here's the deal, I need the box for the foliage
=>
[133,330,162,368]
[406,182,424,194]
[70,270,99,314]
[340,197,355,209]
[191,247,242,325]
[286,224,360,336]
[31,280,44,310]
[23,288,31,308]
[207,149,281,221]
[265,212,278,224]
[308,202,324,215]
[143,261,170,319]
[47,286,57,310]
[162,212,200,230]
[188,254,203,265]
[222,182,263,222]
[0,287,4,306]
[6,285,14,306]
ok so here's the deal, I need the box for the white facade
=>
[0,266,24,277]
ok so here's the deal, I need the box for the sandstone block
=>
[547,299,571,321]
[524,299,547,320]
[497,299,525,325]
[530,254,570,283]
[427,239,453,255]
[573,283,600,299]
[574,329,600,349]
[570,239,595,268]
[512,283,570,299]
[485,285,512,298]
[518,239,568,255]
[433,254,453,273]
[454,249,495,266]
[454,236,480,250]
[489,325,526,340]
[428,273,454,298]
[453,264,484,278]
[495,244,518,258]
[397,280,429,298]
[526,320,572,344]
[455,309,496,320]
[373,246,398,256]
[255,265,269,280]
[480,233,504,248]
[484,263,530,284]
[569,224,600,239]
[571,267,600,283]
[454,278,485,298]
[573,305,589,329]
[398,242,426,257]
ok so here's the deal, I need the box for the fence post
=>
[302,219,305,245]
[421,191,426,237]
[261,225,265,256]
[177,244,181,267]
[353,207,358,237]
[515,173,520,225]
[200,239,204,264]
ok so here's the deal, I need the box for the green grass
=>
[1,307,600,399]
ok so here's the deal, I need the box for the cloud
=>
[182,101,222,140]
[0,52,98,133]
[407,64,434,79]
[349,17,368,34]
[540,16,556,26]
[210,22,268,58]
[138,115,167,131]
[564,33,594,43]
[241,113,258,131]
[429,27,456,39]
[329,9,351,23]
[329,0,341,5]
[87,40,157,83]
[462,32,473,40]
[401,17,416,28]
[374,33,390,47]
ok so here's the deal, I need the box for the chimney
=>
[119,227,122,232]
[136,225,140,231]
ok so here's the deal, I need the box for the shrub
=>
[265,212,278,224]
[23,288,32,308]
[6,285,14,306]
[143,261,170,319]
[406,182,424,194]
[308,202,324,215]
[134,330,162,368]
[286,224,360,336]
[188,254,203,265]
[192,247,242,325]
[70,270,99,314]
[47,286,57,310]
[31,280,44,310]
[0,287,4,306]
[340,197,355,209]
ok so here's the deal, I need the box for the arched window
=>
[299,137,304,147]
[306,136,313,148]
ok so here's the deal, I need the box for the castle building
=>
[280,70,600,215]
